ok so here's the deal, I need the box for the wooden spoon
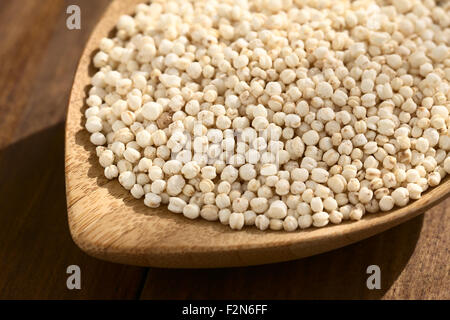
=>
[65,0,450,268]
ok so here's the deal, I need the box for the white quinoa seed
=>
[85,0,450,232]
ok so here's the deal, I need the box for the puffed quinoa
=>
[168,197,186,213]
[229,212,245,230]
[379,196,395,212]
[118,171,135,190]
[329,210,343,224]
[312,212,329,227]
[298,214,313,229]
[144,193,161,208]
[310,197,324,213]
[392,187,410,207]
[104,165,119,180]
[183,204,200,220]
[255,214,270,231]
[283,216,298,232]
[200,204,219,221]
[349,206,364,221]
[85,0,450,233]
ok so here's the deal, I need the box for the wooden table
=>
[0,0,448,300]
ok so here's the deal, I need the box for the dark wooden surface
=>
[0,0,448,300]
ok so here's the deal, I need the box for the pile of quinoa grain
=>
[85,0,450,231]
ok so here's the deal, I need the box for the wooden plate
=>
[65,0,450,268]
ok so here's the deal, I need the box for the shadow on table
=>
[0,123,147,299]
[141,214,423,299]
[73,103,424,300]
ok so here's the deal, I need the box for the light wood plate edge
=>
[65,0,450,268]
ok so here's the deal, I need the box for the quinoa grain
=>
[85,0,450,232]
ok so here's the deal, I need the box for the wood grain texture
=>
[140,200,449,300]
[65,0,450,269]
[0,0,448,299]
[0,0,147,299]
